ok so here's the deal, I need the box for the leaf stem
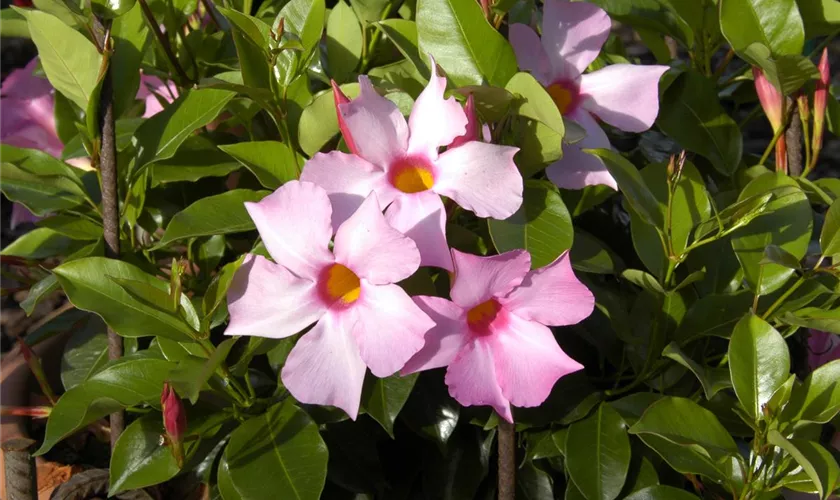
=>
[760,275,806,320]
[137,0,193,86]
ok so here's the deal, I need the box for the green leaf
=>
[21,274,60,316]
[416,0,517,87]
[662,343,732,399]
[36,356,176,455]
[517,463,554,500]
[743,43,820,95]
[132,88,236,177]
[623,486,700,500]
[675,291,754,342]
[728,314,790,421]
[796,0,840,38]
[299,83,360,156]
[376,19,428,78]
[767,430,840,499]
[656,71,743,176]
[218,141,300,189]
[109,414,179,495]
[780,307,840,333]
[1,8,30,38]
[629,396,738,454]
[326,1,363,82]
[587,149,663,227]
[820,198,840,257]
[218,7,273,90]
[693,192,774,242]
[505,72,565,137]
[761,244,802,270]
[151,136,241,185]
[159,189,269,245]
[15,8,101,109]
[0,156,87,215]
[620,456,660,497]
[276,0,326,57]
[111,1,150,118]
[730,173,812,294]
[361,372,418,437]
[36,215,102,240]
[53,257,196,340]
[487,181,574,269]
[61,315,109,390]
[525,429,564,462]
[351,0,390,24]
[173,337,238,404]
[0,228,80,259]
[565,403,631,500]
[719,0,805,56]
[225,400,328,500]
[588,0,694,47]
[570,229,625,274]
[782,359,840,425]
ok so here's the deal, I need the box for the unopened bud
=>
[331,80,359,155]
[753,67,784,132]
[18,341,57,405]
[0,406,51,418]
[813,48,830,156]
[449,94,481,149]
[161,382,186,467]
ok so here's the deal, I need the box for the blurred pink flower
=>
[137,74,179,118]
[808,329,840,371]
[301,57,522,271]
[225,181,434,419]
[509,0,668,190]
[401,249,594,422]
[812,48,830,156]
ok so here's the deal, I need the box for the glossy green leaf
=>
[656,71,742,176]
[761,244,802,270]
[728,314,790,420]
[587,149,663,227]
[36,356,176,455]
[15,8,101,109]
[565,403,631,500]
[219,8,272,90]
[1,8,30,38]
[662,343,732,399]
[20,274,60,316]
[225,400,328,500]
[0,227,80,259]
[623,486,700,500]
[175,337,238,404]
[60,315,108,390]
[629,396,738,454]
[416,0,517,87]
[820,198,840,257]
[0,160,87,216]
[589,0,694,46]
[109,414,179,495]
[151,136,241,185]
[111,1,150,118]
[218,141,300,189]
[620,456,660,496]
[570,229,625,274]
[361,373,418,438]
[782,359,840,424]
[633,433,729,484]
[159,189,269,245]
[743,43,820,95]
[675,291,754,342]
[326,1,363,82]
[767,430,840,499]
[376,19,428,78]
[276,0,326,57]
[517,463,554,500]
[719,0,805,56]
[730,173,812,294]
[487,181,574,269]
[779,307,840,334]
[505,72,564,137]
[796,0,840,38]
[36,215,102,240]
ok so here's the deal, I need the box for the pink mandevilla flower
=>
[509,0,669,190]
[301,57,522,271]
[225,180,435,419]
[401,249,595,422]
[807,329,840,371]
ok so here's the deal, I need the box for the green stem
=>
[760,275,806,320]
[359,2,393,72]
[759,125,787,166]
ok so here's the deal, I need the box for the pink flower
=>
[508,0,668,190]
[225,181,435,419]
[401,249,594,422]
[161,382,186,467]
[138,74,179,118]
[808,330,840,371]
[753,67,787,171]
[300,58,522,271]
[813,48,830,156]
[1,58,64,158]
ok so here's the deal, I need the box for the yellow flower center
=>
[547,83,574,115]
[390,160,435,193]
[321,263,361,305]
[466,299,502,333]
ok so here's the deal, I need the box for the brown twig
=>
[2,438,37,500]
[497,419,515,500]
[786,99,803,176]
[137,0,192,86]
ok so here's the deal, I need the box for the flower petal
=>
[450,249,531,309]
[401,296,470,375]
[500,251,594,326]
[545,109,616,190]
[348,282,433,377]
[244,181,335,281]
[449,94,481,149]
[407,57,467,158]
[489,311,583,407]
[542,0,611,79]
[385,191,452,270]
[138,75,178,118]
[509,24,552,85]
[445,338,512,422]
[225,254,326,338]
[300,151,394,229]
[579,64,669,132]
[281,311,366,419]
[339,76,409,168]
[433,141,522,220]
[334,192,420,284]
[331,80,359,155]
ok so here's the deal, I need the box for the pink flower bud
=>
[332,80,359,155]
[813,48,829,155]
[449,95,480,149]
[753,67,784,132]
[0,406,51,418]
[161,383,186,442]
[18,340,57,405]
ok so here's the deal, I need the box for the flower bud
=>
[332,80,359,155]
[753,67,783,132]
[161,382,186,467]
[0,406,51,418]
[449,94,480,149]
[18,340,56,405]
[813,48,829,156]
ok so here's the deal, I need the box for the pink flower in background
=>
[401,249,594,422]
[301,57,522,271]
[808,330,840,371]
[225,181,434,419]
[138,74,179,118]
[509,0,668,190]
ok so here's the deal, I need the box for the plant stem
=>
[761,275,806,320]
[497,418,515,500]
[137,0,192,86]
[786,101,803,176]
[759,125,787,167]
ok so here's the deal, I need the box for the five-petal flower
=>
[225,180,434,419]
[301,58,522,270]
[401,249,594,421]
[509,0,669,190]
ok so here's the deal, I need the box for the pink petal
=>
[450,249,531,309]
[449,94,481,149]
[300,151,395,229]
[244,181,335,281]
[406,56,467,158]
[499,251,594,326]
[138,74,178,118]
[808,330,840,370]
[401,296,470,375]
[384,191,452,270]
[281,312,366,419]
[542,0,611,79]
[579,64,669,133]
[488,310,583,407]
[445,338,512,422]
[339,76,409,168]
[1,59,53,100]
[225,254,326,338]
[10,203,41,229]
[545,109,616,190]
[347,283,433,377]
[509,24,553,85]
[433,141,522,220]
[334,192,420,284]
[331,80,359,155]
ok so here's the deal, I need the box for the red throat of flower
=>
[546,81,579,116]
[319,263,362,306]
[466,299,503,335]
[389,156,436,194]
